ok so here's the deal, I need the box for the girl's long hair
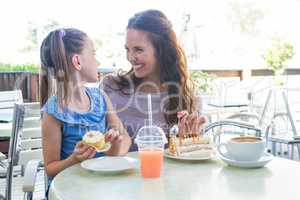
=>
[108,9,196,125]
[40,28,87,107]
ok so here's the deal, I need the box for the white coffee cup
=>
[218,136,265,161]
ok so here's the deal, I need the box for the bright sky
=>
[1,0,300,68]
[0,0,184,64]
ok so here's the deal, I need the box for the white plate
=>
[81,156,138,174]
[218,152,273,168]
[164,149,216,161]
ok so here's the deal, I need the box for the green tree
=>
[263,38,294,75]
[228,1,265,35]
[20,19,60,52]
[191,71,216,93]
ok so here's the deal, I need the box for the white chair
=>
[0,90,23,177]
[219,91,272,136]
[205,88,275,144]
[266,89,300,160]
[0,103,45,200]
[220,88,273,137]
[0,90,23,109]
[204,119,262,141]
[0,90,23,125]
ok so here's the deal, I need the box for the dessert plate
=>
[81,156,138,174]
[218,151,273,168]
[164,149,216,161]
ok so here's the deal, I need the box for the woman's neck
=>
[135,70,167,93]
[136,81,167,93]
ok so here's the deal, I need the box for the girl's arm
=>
[102,93,132,156]
[42,113,96,178]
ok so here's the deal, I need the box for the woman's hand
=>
[177,110,207,138]
[101,91,132,156]
[72,141,96,162]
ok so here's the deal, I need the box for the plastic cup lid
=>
[134,125,168,145]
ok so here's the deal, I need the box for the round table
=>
[49,152,300,200]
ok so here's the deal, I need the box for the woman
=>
[101,9,206,151]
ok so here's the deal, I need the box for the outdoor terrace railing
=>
[1,68,300,102]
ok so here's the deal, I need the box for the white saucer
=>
[81,156,138,174]
[164,149,216,161]
[218,152,273,168]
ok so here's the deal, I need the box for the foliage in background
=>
[191,71,216,93]
[19,19,60,53]
[263,38,294,75]
[228,1,265,36]
[0,63,39,73]
[94,32,125,67]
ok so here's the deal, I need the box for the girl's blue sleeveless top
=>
[42,87,107,159]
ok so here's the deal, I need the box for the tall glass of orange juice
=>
[139,148,163,178]
[135,125,167,178]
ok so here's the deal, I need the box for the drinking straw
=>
[147,94,153,126]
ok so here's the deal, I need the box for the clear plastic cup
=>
[135,125,167,178]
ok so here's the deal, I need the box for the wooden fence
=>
[1,69,300,102]
[0,72,39,102]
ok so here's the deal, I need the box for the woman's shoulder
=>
[100,74,119,92]
[99,74,132,97]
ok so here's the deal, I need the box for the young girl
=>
[40,28,131,180]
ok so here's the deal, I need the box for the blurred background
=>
[0,0,299,69]
[0,0,300,131]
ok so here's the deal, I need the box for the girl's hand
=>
[105,128,123,145]
[72,141,96,162]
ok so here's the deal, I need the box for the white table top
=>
[49,152,300,200]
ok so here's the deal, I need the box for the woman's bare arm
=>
[102,92,132,155]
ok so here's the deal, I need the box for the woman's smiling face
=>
[125,29,159,81]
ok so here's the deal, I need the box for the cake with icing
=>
[82,131,106,151]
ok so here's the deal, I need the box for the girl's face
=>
[125,29,159,82]
[77,37,98,82]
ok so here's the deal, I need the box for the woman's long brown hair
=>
[40,28,87,107]
[108,9,196,125]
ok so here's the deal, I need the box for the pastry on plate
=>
[168,135,214,157]
[168,111,214,158]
